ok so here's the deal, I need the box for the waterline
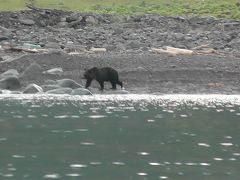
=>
[1,94,240,105]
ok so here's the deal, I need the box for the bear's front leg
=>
[85,79,92,88]
[98,81,104,91]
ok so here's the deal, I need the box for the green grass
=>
[0,0,239,19]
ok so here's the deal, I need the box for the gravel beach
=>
[1,8,240,94]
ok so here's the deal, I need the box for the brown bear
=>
[83,67,123,90]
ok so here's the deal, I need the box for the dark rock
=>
[68,19,82,28]
[0,36,9,41]
[23,83,43,94]
[46,87,72,94]
[57,79,83,89]
[66,13,80,22]
[0,76,21,90]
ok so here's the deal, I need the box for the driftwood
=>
[151,46,193,55]
[2,46,48,53]
[89,47,107,53]
[151,45,219,56]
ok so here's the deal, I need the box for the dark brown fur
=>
[83,67,123,90]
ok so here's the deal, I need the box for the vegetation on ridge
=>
[0,0,239,19]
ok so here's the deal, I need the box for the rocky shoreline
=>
[1,8,240,95]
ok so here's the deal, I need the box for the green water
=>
[0,95,239,179]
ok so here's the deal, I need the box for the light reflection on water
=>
[0,94,240,179]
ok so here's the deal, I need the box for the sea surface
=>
[0,94,239,180]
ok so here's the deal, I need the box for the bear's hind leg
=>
[110,81,117,89]
[117,81,123,88]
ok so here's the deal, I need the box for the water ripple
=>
[88,115,107,119]
[198,143,211,147]
[137,152,150,156]
[220,143,233,146]
[137,172,148,176]
[70,164,87,168]
[43,174,61,179]
[65,173,81,177]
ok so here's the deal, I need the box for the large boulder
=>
[21,63,42,78]
[23,83,43,94]
[46,87,72,94]
[0,76,21,90]
[42,84,60,92]
[43,67,63,75]
[0,69,19,78]
[44,80,56,85]
[56,79,83,89]
[1,90,22,94]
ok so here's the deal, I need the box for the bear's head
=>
[83,67,98,80]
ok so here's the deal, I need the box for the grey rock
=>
[21,63,42,78]
[46,87,72,94]
[66,13,80,22]
[113,28,123,35]
[57,79,83,89]
[71,88,93,95]
[86,16,98,25]
[229,39,240,50]
[57,21,68,27]
[19,19,35,25]
[126,41,141,50]
[23,83,43,94]
[0,76,21,90]
[0,69,19,78]
[43,67,63,75]
[1,90,22,94]
[44,80,57,85]
[174,33,185,41]
[105,45,117,51]
[68,19,82,28]
[42,84,60,91]
[44,42,62,49]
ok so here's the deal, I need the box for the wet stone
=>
[19,19,35,26]
[46,87,73,94]
[23,83,43,94]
